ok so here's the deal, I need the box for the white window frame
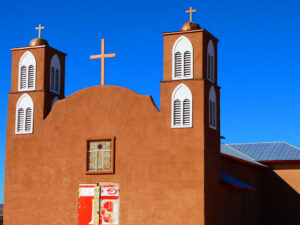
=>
[171,83,193,128]
[172,36,194,80]
[18,51,36,91]
[51,96,59,109]
[50,54,61,94]
[207,40,215,83]
[209,86,217,129]
[15,93,34,134]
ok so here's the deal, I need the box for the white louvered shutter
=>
[184,51,191,77]
[55,69,60,93]
[173,99,182,126]
[175,52,182,78]
[28,65,34,89]
[209,100,213,126]
[207,54,211,81]
[17,108,24,132]
[210,55,214,82]
[20,66,27,90]
[50,67,55,91]
[183,99,191,125]
[212,101,216,127]
[25,107,32,132]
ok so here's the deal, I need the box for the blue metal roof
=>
[221,144,267,167]
[221,172,256,191]
[226,142,300,162]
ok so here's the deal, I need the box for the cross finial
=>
[35,24,45,38]
[90,39,116,86]
[185,6,196,22]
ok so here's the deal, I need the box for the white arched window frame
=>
[171,83,193,128]
[207,40,215,83]
[18,51,36,91]
[15,94,34,134]
[50,54,61,94]
[172,36,194,80]
[209,86,217,129]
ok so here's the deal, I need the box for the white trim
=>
[207,40,215,83]
[50,54,61,94]
[209,86,217,129]
[18,51,36,91]
[172,36,194,80]
[171,83,193,128]
[15,94,34,134]
[51,96,59,109]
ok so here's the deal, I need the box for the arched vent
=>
[173,99,182,126]
[20,66,27,89]
[209,86,217,129]
[171,84,192,128]
[15,94,34,134]
[184,51,191,77]
[207,40,215,83]
[174,52,182,78]
[55,69,60,92]
[28,65,35,89]
[172,36,193,80]
[50,54,61,94]
[183,99,191,125]
[19,51,36,91]
[17,108,24,132]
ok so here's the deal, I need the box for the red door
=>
[78,184,99,225]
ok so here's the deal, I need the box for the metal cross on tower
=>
[90,39,116,86]
[35,24,45,38]
[185,7,196,22]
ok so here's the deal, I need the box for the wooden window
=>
[244,191,249,218]
[87,139,115,174]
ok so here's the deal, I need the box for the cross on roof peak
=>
[35,24,45,38]
[90,38,116,86]
[185,6,196,22]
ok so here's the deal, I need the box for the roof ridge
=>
[284,142,300,151]
[221,144,267,167]
[226,141,287,146]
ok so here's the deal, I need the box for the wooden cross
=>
[90,39,116,86]
[35,24,45,38]
[185,7,196,22]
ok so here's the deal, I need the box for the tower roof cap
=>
[29,38,49,47]
[181,22,201,31]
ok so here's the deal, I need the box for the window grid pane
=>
[88,140,112,172]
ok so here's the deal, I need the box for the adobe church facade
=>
[4,10,300,225]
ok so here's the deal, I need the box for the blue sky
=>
[0,0,299,203]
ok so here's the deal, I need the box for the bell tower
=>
[160,8,221,224]
[7,25,66,136]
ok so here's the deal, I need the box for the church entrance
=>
[78,183,120,225]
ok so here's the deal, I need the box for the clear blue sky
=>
[0,0,299,203]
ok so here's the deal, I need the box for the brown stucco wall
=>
[261,164,300,225]
[5,85,207,225]
[219,157,264,225]
[5,28,223,225]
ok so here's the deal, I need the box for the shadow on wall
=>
[262,168,300,225]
